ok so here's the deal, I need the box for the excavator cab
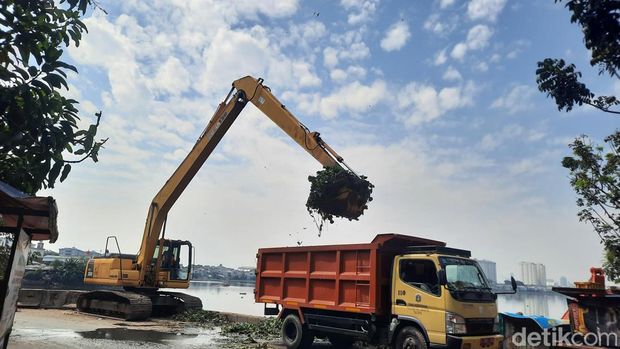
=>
[151,239,193,286]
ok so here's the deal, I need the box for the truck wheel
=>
[282,314,314,349]
[395,326,427,349]
[328,334,354,348]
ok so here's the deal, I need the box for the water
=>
[497,291,569,319]
[174,281,265,316]
[176,281,570,319]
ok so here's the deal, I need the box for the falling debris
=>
[306,166,374,236]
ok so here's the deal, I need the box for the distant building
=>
[237,266,256,273]
[30,241,45,255]
[42,255,77,264]
[476,259,497,285]
[519,261,547,286]
[58,247,101,259]
[559,276,570,287]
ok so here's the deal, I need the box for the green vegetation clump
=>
[173,309,281,345]
[306,166,373,234]
[172,309,228,326]
[222,317,281,340]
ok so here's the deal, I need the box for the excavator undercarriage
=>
[76,290,202,320]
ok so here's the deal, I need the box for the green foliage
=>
[222,317,281,340]
[562,132,620,279]
[559,0,620,77]
[27,250,41,264]
[173,309,229,326]
[0,0,107,194]
[536,0,620,115]
[537,59,620,113]
[604,241,620,281]
[306,166,373,234]
[49,258,86,285]
[173,309,281,342]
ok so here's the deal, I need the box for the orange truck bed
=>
[254,234,445,317]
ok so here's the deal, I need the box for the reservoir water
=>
[175,281,570,319]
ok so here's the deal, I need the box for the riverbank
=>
[7,309,340,348]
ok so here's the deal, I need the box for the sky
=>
[39,0,620,283]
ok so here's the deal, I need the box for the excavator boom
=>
[136,76,347,283]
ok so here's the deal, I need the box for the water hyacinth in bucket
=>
[306,166,374,235]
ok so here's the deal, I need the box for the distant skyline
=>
[40,0,616,282]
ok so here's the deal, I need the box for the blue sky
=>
[43,0,619,283]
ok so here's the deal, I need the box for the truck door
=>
[392,257,446,345]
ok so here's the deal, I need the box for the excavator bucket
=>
[307,168,373,221]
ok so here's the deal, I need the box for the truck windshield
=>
[439,257,490,290]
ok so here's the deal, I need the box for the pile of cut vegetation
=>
[173,309,281,342]
[306,166,373,233]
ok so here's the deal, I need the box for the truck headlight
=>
[446,312,467,334]
[493,315,500,333]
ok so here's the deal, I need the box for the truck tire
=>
[394,326,427,349]
[282,314,314,349]
[328,334,354,348]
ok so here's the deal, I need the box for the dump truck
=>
[255,234,516,349]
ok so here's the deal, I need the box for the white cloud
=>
[323,47,340,67]
[424,13,457,36]
[151,57,191,95]
[439,0,456,9]
[508,158,547,176]
[475,61,489,72]
[397,81,476,126]
[340,0,379,25]
[479,124,546,151]
[467,25,493,49]
[451,25,493,61]
[323,30,371,67]
[289,80,387,119]
[434,49,448,65]
[491,85,536,114]
[380,21,411,52]
[467,0,507,21]
[451,43,469,60]
[330,65,367,83]
[443,66,463,81]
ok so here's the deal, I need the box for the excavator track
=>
[77,290,152,321]
[151,291,203,317]
[77,290,203,320]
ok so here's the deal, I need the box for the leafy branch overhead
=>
[536,0,620,115]
[536,59,620,114]
[0,0,106,195]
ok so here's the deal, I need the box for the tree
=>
[536,0,620,279]
[562,134,620,278]
[0,0,107,195]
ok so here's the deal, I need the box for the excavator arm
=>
[135,76,351,284]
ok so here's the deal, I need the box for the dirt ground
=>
[7,308,338,349]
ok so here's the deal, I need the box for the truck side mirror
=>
[438,269,447,286]
[510,276,517,292]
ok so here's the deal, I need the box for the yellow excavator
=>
[77,76,366,320]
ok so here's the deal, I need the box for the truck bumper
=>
[436,334,503,349]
